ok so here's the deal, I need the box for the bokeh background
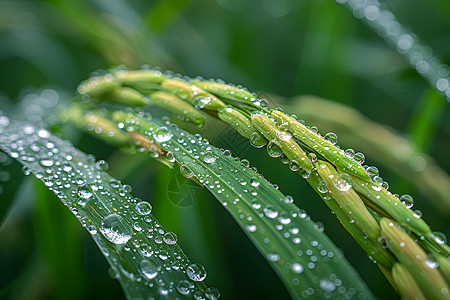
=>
[1,0,449,299]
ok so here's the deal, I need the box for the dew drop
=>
[366,166,379,176]
[203,151,217,164]
[180,165,194,178]
[324,132,337,145]
[77,183,93,200]
[95,160,109,171]
[308,153,318,163]
[250,178,260,187]
[40,159,54,167]
[166,151,175,162]
[354,152,365,164]
[344,148,355,158]
[153,127,173,142]
[432,232,447,244]
[264,206,279,219]
[163,232,177,245]
[249,132,266,148]
[425,254,439,269]
[267,141,283,158]
[284,195,294,203]
[205,287,220,300]
[136,201,152,215]
[319,279,336,292]
[186,263,207,281]
[317,181,328,194]
[100,214,132,244]
[400,194,414,209]
[276,131,291,141]
[292,263,304,274]
[289,160,300,172]
[246,224,257,232]
[140,259,158,279]
[334,178,352,191]
[21,166,32,176]
[267,253,280,262]
[176,280,192,295]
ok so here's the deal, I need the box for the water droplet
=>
[163,232,177,245]
[246,224,257,232]
[353,155,366,168]
[298,167,311,179]
[400,194,414,208]
[203,151,217,164]
[267,141,283,158]
[276,131,291,141]
[180,165,194,178]
[264,206,279,219]
[267,253,280,262]
[166,152,175,162]
[319,279,336,292]
[425,254,439,269]
[278,212,291,225]
[308,153,318,163]
[95,160,109,171]
[176,280,192,295]
[317,181,328,193]
[292,263,304,274]
[344,148,355,158]
[40,159,54,167]
[249,132,266,148]
[136,201,152,215]
[250,178,260,187]
[186,263,207,281]
[366,166,379,176]
[21,166,32,176]
[432,231,447,244]
[240,159,250,167]
[77,183,92,200]
[284,195,294,203]
[153,127,173,142]
[334,178,352,191]
[324,132,337,145]
[205,287,220,300]
[140,259,158,279]
[289,160,300,172]
[413,210,423,218]
[101,214,132,244]
[62,164,72,172]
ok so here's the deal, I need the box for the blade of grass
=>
[0,118,216,299]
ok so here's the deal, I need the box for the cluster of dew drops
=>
[0,115,221,299]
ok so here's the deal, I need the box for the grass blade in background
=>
[0,118,217,299]
[337,0,450,104]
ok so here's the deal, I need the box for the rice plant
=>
[1,1,449,299]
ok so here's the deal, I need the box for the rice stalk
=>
[71,67,450,299]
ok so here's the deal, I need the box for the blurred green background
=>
[1,0,449,299]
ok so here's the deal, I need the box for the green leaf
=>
[0,119,216,299]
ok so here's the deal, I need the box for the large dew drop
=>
[140,259,158,279]
[153,127,173,143]
[186,263,207,281]
[101,214,132,244]
[136,201,152,215]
